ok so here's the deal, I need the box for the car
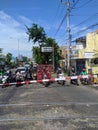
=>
[16,67,27,74]
[24,64,30,70]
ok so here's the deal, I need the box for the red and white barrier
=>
[0,74,97,87]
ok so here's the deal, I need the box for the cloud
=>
[19,15,32,26]
[0,11,32,58]
[0,11,20,27]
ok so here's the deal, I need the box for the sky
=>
[0,0,98,58]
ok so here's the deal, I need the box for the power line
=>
[71,22,98,42]
[47,1,61,35]
[61,22,98,45]
[54,0,80,37]
[54,13,67,37]
[57,0,98,46]
[77,22,98,34]
[72,13,98,29]
[48,1,66,37]
[75,0,94,9]
[70,0,80,9]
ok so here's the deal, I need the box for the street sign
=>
[41,47,53,52]
[84,52,94,58]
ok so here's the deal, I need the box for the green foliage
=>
[26,23,62,69]
[22,56,28,62]
[33,38,62,67]
[6,53,12,65]
[26,23,46,46]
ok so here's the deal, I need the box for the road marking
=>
[0,102,98,107]
[0,116,98,122]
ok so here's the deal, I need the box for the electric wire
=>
[60,21,98,45]
[72,13,98,29]
[47,1,62,36]
[71,22,98,42]
[75,0,95,9]
[70,0,98,43]
[53,0,97,46]
[54,13,67,37]
[54,0,79,38]
[71,0,80,9]
[77,23,98,34]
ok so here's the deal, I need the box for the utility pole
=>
[18,39,20,60]
[52,46,55,72]
[61,0,74,75]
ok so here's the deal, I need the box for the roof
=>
[75,36,86,43]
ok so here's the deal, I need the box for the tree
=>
[45,38,62,68]
[26,23,46,46]
[6,53,12,65]
[22,56,28,63]
[0,48,6,66]
[32,46,44,64]
[26,23,62,68]
[33,37,62,69]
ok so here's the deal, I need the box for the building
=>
[59,46,68,70]
[72,30,98,74]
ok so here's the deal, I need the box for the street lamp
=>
[17,39,20,60]
[10,37,20,59]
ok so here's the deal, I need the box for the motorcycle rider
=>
[80,68,87,75]
[57,67,62,78]
[56,67,65,85]
[6,70,13,83]
[80,68,88,84]
[70,66,79,85]
[70,66,75,76]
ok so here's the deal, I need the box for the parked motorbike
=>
[80,78,88,85]
[32,67,37,80]
[1,72,12,88]
[70,73,79,86]
[2,75,8,84]
[25,69,32,80]
[57,72,65,86]
[15,72,24,87]
[43,73,49,87]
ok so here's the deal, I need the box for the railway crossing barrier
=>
[0,74,97,88]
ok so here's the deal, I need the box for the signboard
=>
[76,44,83,49]
[84,52,94,58]
[41,47,53,52]
[71,49,78,57]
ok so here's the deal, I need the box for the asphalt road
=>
[0,81,98,130]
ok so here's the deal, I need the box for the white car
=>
[24,64,30,69]
[16,67,26,74]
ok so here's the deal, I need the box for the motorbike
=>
[57,72,65,86]
[31,66,37,80]
[15,72,24,87]
[1,72,13,88]
[42,73,49,87]
[70,73,79,86]
[2,75,8,84]
[80,77,88,85]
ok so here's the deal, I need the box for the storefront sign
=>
[84,52,94,58]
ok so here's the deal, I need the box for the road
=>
[0,81,98,130]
